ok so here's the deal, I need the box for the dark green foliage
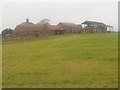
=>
[2,28,13,35]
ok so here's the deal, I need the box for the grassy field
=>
[2,33,118,88]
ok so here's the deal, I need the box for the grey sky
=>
[1,1,118,33]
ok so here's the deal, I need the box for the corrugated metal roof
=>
[82,21,107,28]
[107,25,113,27]
[58,22,77,27]
[82,21,106,25]
[17,22,35,27]
[17,19,34,27]
[46,25,64,30]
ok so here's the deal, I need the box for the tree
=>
[2,28,13,35]
[39,19,50,25]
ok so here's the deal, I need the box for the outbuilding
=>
[44,25,65,35]
[82,21,107,33]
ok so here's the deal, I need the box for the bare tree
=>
[39,19,50,25]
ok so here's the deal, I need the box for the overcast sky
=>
[1,1,118,33]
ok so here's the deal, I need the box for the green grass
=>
[2,33,118,88]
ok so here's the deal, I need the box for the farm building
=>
[44,25,65,35]
[82,21,107,33]
[58,22,82,34]
[14,19,36,35]
[13,19,65,36]
[107,25,114,33]
[13,19,112,36]
[14,19,50,36]
[76,24,82,33]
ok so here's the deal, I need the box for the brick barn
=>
[13,19,111,36]
[58,22,82,34]
[44,25,65,35]
[14,19,44,36]
[13,19,65,36]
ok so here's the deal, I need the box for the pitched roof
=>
[82,21,107,28]
[82,21,106,25]
[17,22,34,26]
[46,25,64,30]
[58,22,77,27]
[17,19,34,27]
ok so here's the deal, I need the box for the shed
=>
[45,25,65,35]
[82,21,107,28]
[58,22,79,33]
[82,21,107,33]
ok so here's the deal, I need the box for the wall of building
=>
[13,25,47,36]
[58,24,82,34]
[13,21,107,36]
[82,26,107,33]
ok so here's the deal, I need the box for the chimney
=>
[26,19,29,22]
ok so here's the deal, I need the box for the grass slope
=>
[3,33,118,88]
